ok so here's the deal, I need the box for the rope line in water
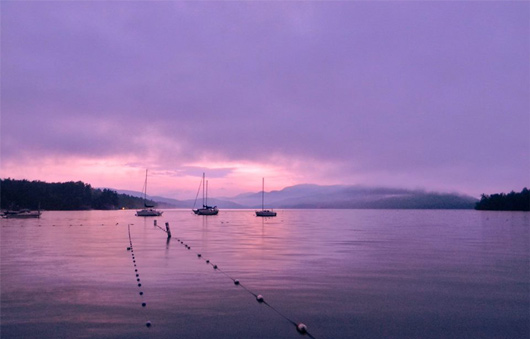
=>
[154,223,317,339]
[127,223,152,329]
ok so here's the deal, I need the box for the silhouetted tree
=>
[0,178,153,210]
[475,188,530,211]
[92,189,119,210]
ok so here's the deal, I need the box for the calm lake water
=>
[1,209,528,339]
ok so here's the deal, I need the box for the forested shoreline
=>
[475,188,529,211]
[0,179,158,210]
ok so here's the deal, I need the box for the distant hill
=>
[2,178,478,211]
[115,190,246,209]
[115,189,184,208]
[221,184,478,209]
[118,184,477,209]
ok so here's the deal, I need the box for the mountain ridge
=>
[115,184,478,210]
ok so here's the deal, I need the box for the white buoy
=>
[234,279,240,285]
[256,295,264,303]
[296,323,308,334]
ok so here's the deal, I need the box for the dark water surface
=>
[1,209,528,339]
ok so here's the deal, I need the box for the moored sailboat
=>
[256,178,276,217]
[193,173,219,215]
[135,169,163,217]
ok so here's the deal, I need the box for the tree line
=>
[475,188,529,211]
[0,178,158,210]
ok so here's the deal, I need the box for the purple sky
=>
[1,1,529,199]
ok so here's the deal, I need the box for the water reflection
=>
[1,209,528,339]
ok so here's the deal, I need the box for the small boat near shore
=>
[2,209,42,219]
[136,208,163,217]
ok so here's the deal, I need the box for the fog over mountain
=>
[117,185,478,210]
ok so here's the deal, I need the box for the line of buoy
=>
[127,223,152,328]
[156,228,317,339]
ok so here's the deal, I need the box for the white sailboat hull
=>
[2,210,41,218]
[194,207,219,215]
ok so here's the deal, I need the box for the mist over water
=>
[1,209,528,339]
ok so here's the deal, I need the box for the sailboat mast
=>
[144,169,148,202]
[202,173,205,206]
[262,177,265,210]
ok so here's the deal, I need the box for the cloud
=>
[1,1,529,198]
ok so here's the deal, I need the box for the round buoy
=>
[138,283,142,287]
[146,321,152,328]
[127,247,131,251]
[234,279,240,285]
[142,302,146,307]
[139,291,143,295]
[188,247,191,250]
[136,274,139,277]
[213,265,218,269]
[256,295,264,303]
[197,254,202,258]
[206,260,210,264]
[135,269,138,272]
[296,323,308,334]
[137,278,140,282]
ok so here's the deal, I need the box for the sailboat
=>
[193,173,219,215]
[135,169,163,217]
[256,178,277,217]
